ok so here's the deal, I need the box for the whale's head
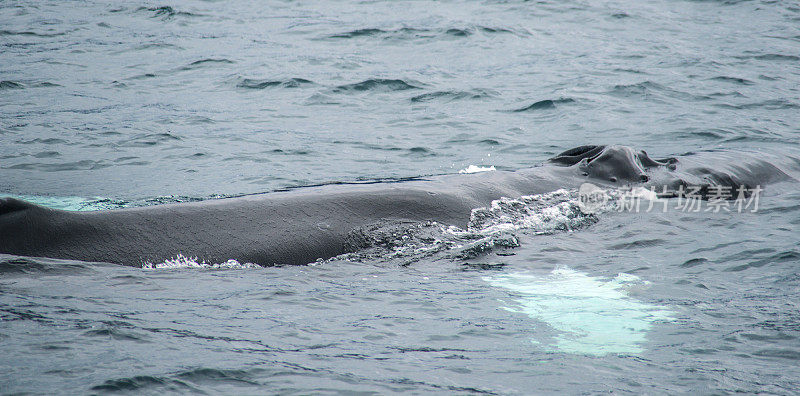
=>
[549,145,677,184]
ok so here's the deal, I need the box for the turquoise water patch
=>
[7,195,128,211]
[485,267,674,356]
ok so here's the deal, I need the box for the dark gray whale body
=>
[0,145,795,267]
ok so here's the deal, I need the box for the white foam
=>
[628,186,660,201]
[458,165,496,174]
[11,194,127,211]
[142,254,260,269]
[485,267,673,356]
[467,189,599,236]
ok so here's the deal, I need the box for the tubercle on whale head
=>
[549,145,677,184]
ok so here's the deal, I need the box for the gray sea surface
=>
[1,0,800,394]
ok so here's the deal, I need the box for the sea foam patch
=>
[334,188,612,263]
[142,254,260,269]
[11,195,127,211]
[467,189,596,235]
[459,165,496,174]
[485,267,673,356]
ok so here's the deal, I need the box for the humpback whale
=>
[0,145,794,267]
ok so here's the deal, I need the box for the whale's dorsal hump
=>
[0,197,43,216]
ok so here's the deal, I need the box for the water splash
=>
[9,195,128,211]
[336,188,609,263]
[485,267,674,356]
[467,189,597,235]
[142,254,260,269]
[458,165,496,174]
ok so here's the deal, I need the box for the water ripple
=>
[136,6,204,20]
[332,79,421,93]
[411,89,496,103]
[511,98,575,112]
[237,78,314,89]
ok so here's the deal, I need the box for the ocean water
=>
[2,0,800,394]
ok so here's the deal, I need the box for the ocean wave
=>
[7,160,110,171]
[1,195,127,211]
[713,99,800,110]
[0,80,59,90]
[751,54,800,62]
[0,29,66,38]
[175,368,259,385]
[511,98,575,112]
[608,81,704,102]
[0,81,24,90]
[328,28,389,38]
[179,58,234,71]
[724,250,800,272]
[332,78,421,93]
[411,89,496,103]
[120,132,181,147]
[237,78,314,89]
[610,81,666,96]
[136,6,204,20]
[403,146,435,157]
[325,25,527,40]
[0,256,95,276]
[92,367,270,393]
[83,327,150,343]
[709,76,755,85]
[15,137,67,145]
[91,375,197,393]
